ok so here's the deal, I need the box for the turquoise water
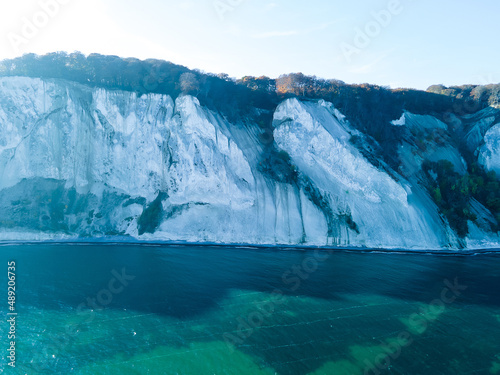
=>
[0,244,499,374]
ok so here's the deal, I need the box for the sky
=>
[0,0,499,90]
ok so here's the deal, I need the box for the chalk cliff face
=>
[480,123,500,175]
[0,77,498,249]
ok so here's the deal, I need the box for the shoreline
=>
[1,237,499,256]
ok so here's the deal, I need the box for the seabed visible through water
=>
[0,243,499,375]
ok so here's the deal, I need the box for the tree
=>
[276,73,308,96]
[180,72,199,94]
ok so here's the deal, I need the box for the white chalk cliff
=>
[0,77,498,249]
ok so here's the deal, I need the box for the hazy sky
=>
[0,0,499,89]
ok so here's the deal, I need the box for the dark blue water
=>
[0,243,499,374]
